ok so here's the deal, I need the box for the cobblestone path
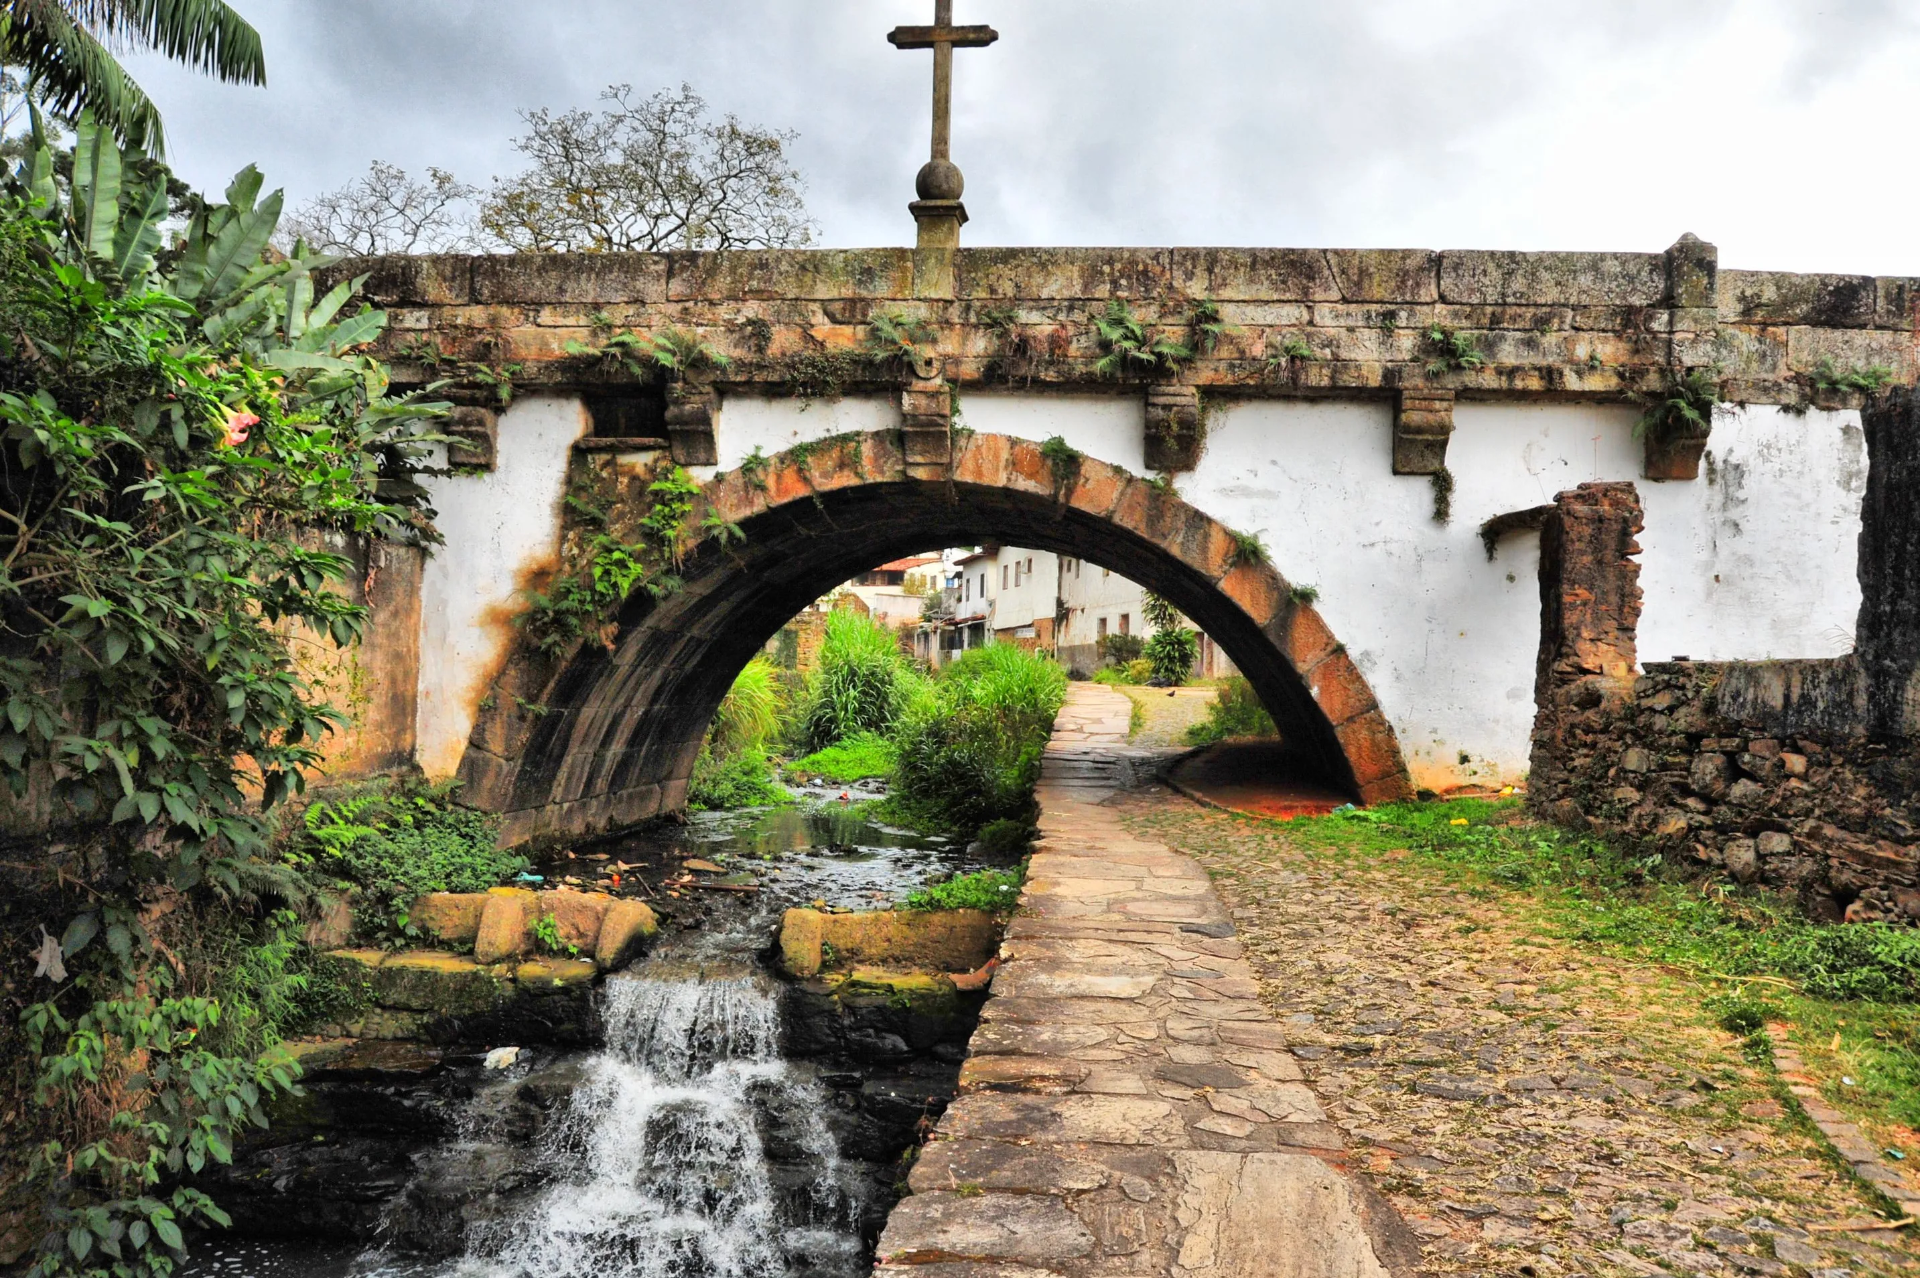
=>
[1120,797,1920,1278]
[877,684,1417,1277]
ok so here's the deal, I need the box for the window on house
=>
[1014,563,1023,587]
[1097,617,1108,638]
[1119,613,1131,635]
[980,573,987,596]
[1001,566,1008,590]
[1026,557,1033,574]
[583,386,668,439]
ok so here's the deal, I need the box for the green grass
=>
[688,745,790,810]
[903,866,1025,914]
[787,731,896,783]
[1182,798,1920,1131]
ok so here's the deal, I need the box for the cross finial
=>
[890,0,997,248]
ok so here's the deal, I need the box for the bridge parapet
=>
[338,240,1915,418]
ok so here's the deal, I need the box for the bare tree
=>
[281,160,480,256]
[480,83,814,253]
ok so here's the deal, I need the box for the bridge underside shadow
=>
[456,431,1412,846]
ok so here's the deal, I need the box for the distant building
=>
[840,554,943,631]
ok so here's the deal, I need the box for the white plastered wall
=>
[408,391,1865,793]
[415,394,587,778]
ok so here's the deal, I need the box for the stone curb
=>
[1764,1023,1920,1224]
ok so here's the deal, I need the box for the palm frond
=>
[3,1,166,151]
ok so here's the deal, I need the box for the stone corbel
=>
[444,405,498,470]
[900,365,953,478]
[1392,389,1454,475]
[1642,430,1710,482]
[665,377,718,466]
[1144,384,1203,472]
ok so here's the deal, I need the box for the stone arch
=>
[456,431,1412,846]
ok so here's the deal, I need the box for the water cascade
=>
[459,970,863,1278]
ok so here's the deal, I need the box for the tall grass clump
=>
[889,644,1068,833]
[1184,677,1279,746]
[690,658,790,809]
[802,608,921,749]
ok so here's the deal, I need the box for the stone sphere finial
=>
[916,159,965,201]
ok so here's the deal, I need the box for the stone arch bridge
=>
[309,239,1915,847]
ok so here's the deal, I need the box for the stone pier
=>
[875,684,1418,1277]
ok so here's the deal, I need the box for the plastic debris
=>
[484,1046,522,1070]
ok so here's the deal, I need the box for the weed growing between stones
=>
[1430,466,1455,524]
[1811,357,1896,395]
[1186,297,1240,355]
[1424,323,1486,375]
[1038,434,1083,496]
[1090,299,1193,377]
[1229,527,1271,566]
[1633,366,1722,443]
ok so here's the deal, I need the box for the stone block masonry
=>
[336,240,1915,412]
[875,685,1420,1276]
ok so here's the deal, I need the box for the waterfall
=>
[462,970,860,1278]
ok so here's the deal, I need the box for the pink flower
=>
[223,410,259,447]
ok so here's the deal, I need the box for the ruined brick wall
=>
[1535,658,1918,922]
[1529,462,1919,922]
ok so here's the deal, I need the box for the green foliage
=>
[711,658,783,757]
[1145,627,1199,686]
[1096,632,1145,666]
[903,866,1024,914]
[1423,323,1485,374]
[1229,528,1270,567]
[0,115,452,1278]
[1810,357,1895,395]
[2,0,265,155]
[1142,591,1180,632]
[801,608,919,751]
[1090,300,1192,377]
[527,912,578,958]
[520,465,702,653]
[687,744,788,810]
[562,325,731,380]
[1633,366,1721,442]
[788,731,895,783]
[888,644,1066,833]
[1287,583,1319,605]
[1267,335,1317,366]
[1092,662,1147,687]
[1186,298,1240,355]
[974,818,1032,857]
[865,308,936,368]
[1038,434,1082,490]
[299,783,520,934]
[1772,925,1920,1002]
[1183,677,1279,746]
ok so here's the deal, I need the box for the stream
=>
[185,795,1009,1278]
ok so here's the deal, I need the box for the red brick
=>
[1336,710,1411,788]
[1304,650,1378,726]
[1217,561,1284,629]
[1277,603,1340,672]
[765,460,815,509]
[1005,438,1055,498]
[952,432,1009,487]
[1066,458,1128,521]
[806,437,868,494]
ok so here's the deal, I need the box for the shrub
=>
[1184,677,1279,746]
[1097,632,1145,665]
[1146,626,1199,685]
[889,644,1067,833]
[974,818,1033,857]
[802,608,920,749]
[712,657,783,755]
[903,867,1025,914]
[688,745,788,810]
[301,782,522,933]
[1091,666,1136,687]
[788,731,896,783]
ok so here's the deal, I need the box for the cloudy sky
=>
[124,0,1920,274]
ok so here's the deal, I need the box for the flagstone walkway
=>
[876,683,1418,1277]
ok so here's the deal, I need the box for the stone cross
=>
[890,0,997,248]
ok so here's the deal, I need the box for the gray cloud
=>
[121,0,1920,273]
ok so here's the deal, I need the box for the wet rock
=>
[778,907,1000,978]
[594,898,659,970]
[475,888,536,963]
[539,889,613,950]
